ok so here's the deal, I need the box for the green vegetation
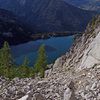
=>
[91,15,96,29]
[34,44,47,78]
[0,41,13,80]
[0,42,48,79]
[92,63,100,69]
[93,33,96,38]
[85,28,89,35]
[22,57,30,78]
[85,15,96,35]
[92,15,95,26]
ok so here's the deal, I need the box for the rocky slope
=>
[0,16,100,100]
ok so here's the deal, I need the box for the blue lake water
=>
[11,35,75,66]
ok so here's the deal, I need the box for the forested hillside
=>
[0,8,33,46]
[0,0,95,32]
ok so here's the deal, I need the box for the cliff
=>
[0,16,100,100]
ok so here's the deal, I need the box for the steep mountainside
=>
[0,15,100,100]
[0,9,33,46]
[65,0,100,12]
[0,0,96,32]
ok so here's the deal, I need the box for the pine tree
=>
[22,57,29,77]
[0,48,4,76]
[34,44,47,78]
[92,15,95,26]
[0,41,13,80]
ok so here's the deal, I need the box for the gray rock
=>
[91,83,97,90]
[53,55,66,70]
[33,93,46,100]
[97,93,100,99]
[18,95,28,100]
[47,64,53,69]
[64,88,72,100]
[45,69,52,77]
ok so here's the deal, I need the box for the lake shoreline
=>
[32,31,82,39]
[0,31,82,47]
[12,31,82,46]
[12,35,75,66]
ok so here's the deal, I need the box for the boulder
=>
[33,93,46,100]
[18,95,28,100]
[64,88,72,100]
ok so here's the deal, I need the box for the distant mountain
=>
[0,8,33,46]
[0,0,96,32]
[64,0,100,12]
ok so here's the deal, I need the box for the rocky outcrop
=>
[79,31,100,70]
[0,16,100,100]
[61,15,100,71]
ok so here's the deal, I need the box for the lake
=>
[11,35,75,66]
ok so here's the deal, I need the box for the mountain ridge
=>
[0,0,96,32]
[64,0,100,12]
[0,8,34,46]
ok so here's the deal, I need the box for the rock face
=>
[61,15,100,71]
[80,31,100,70]
[0,16,100,100]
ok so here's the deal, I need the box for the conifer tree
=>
[34,44,47,78]
[22,57,29,77]
[92,15,95,26]
[0,48,4,76]
[1,41,13,80]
